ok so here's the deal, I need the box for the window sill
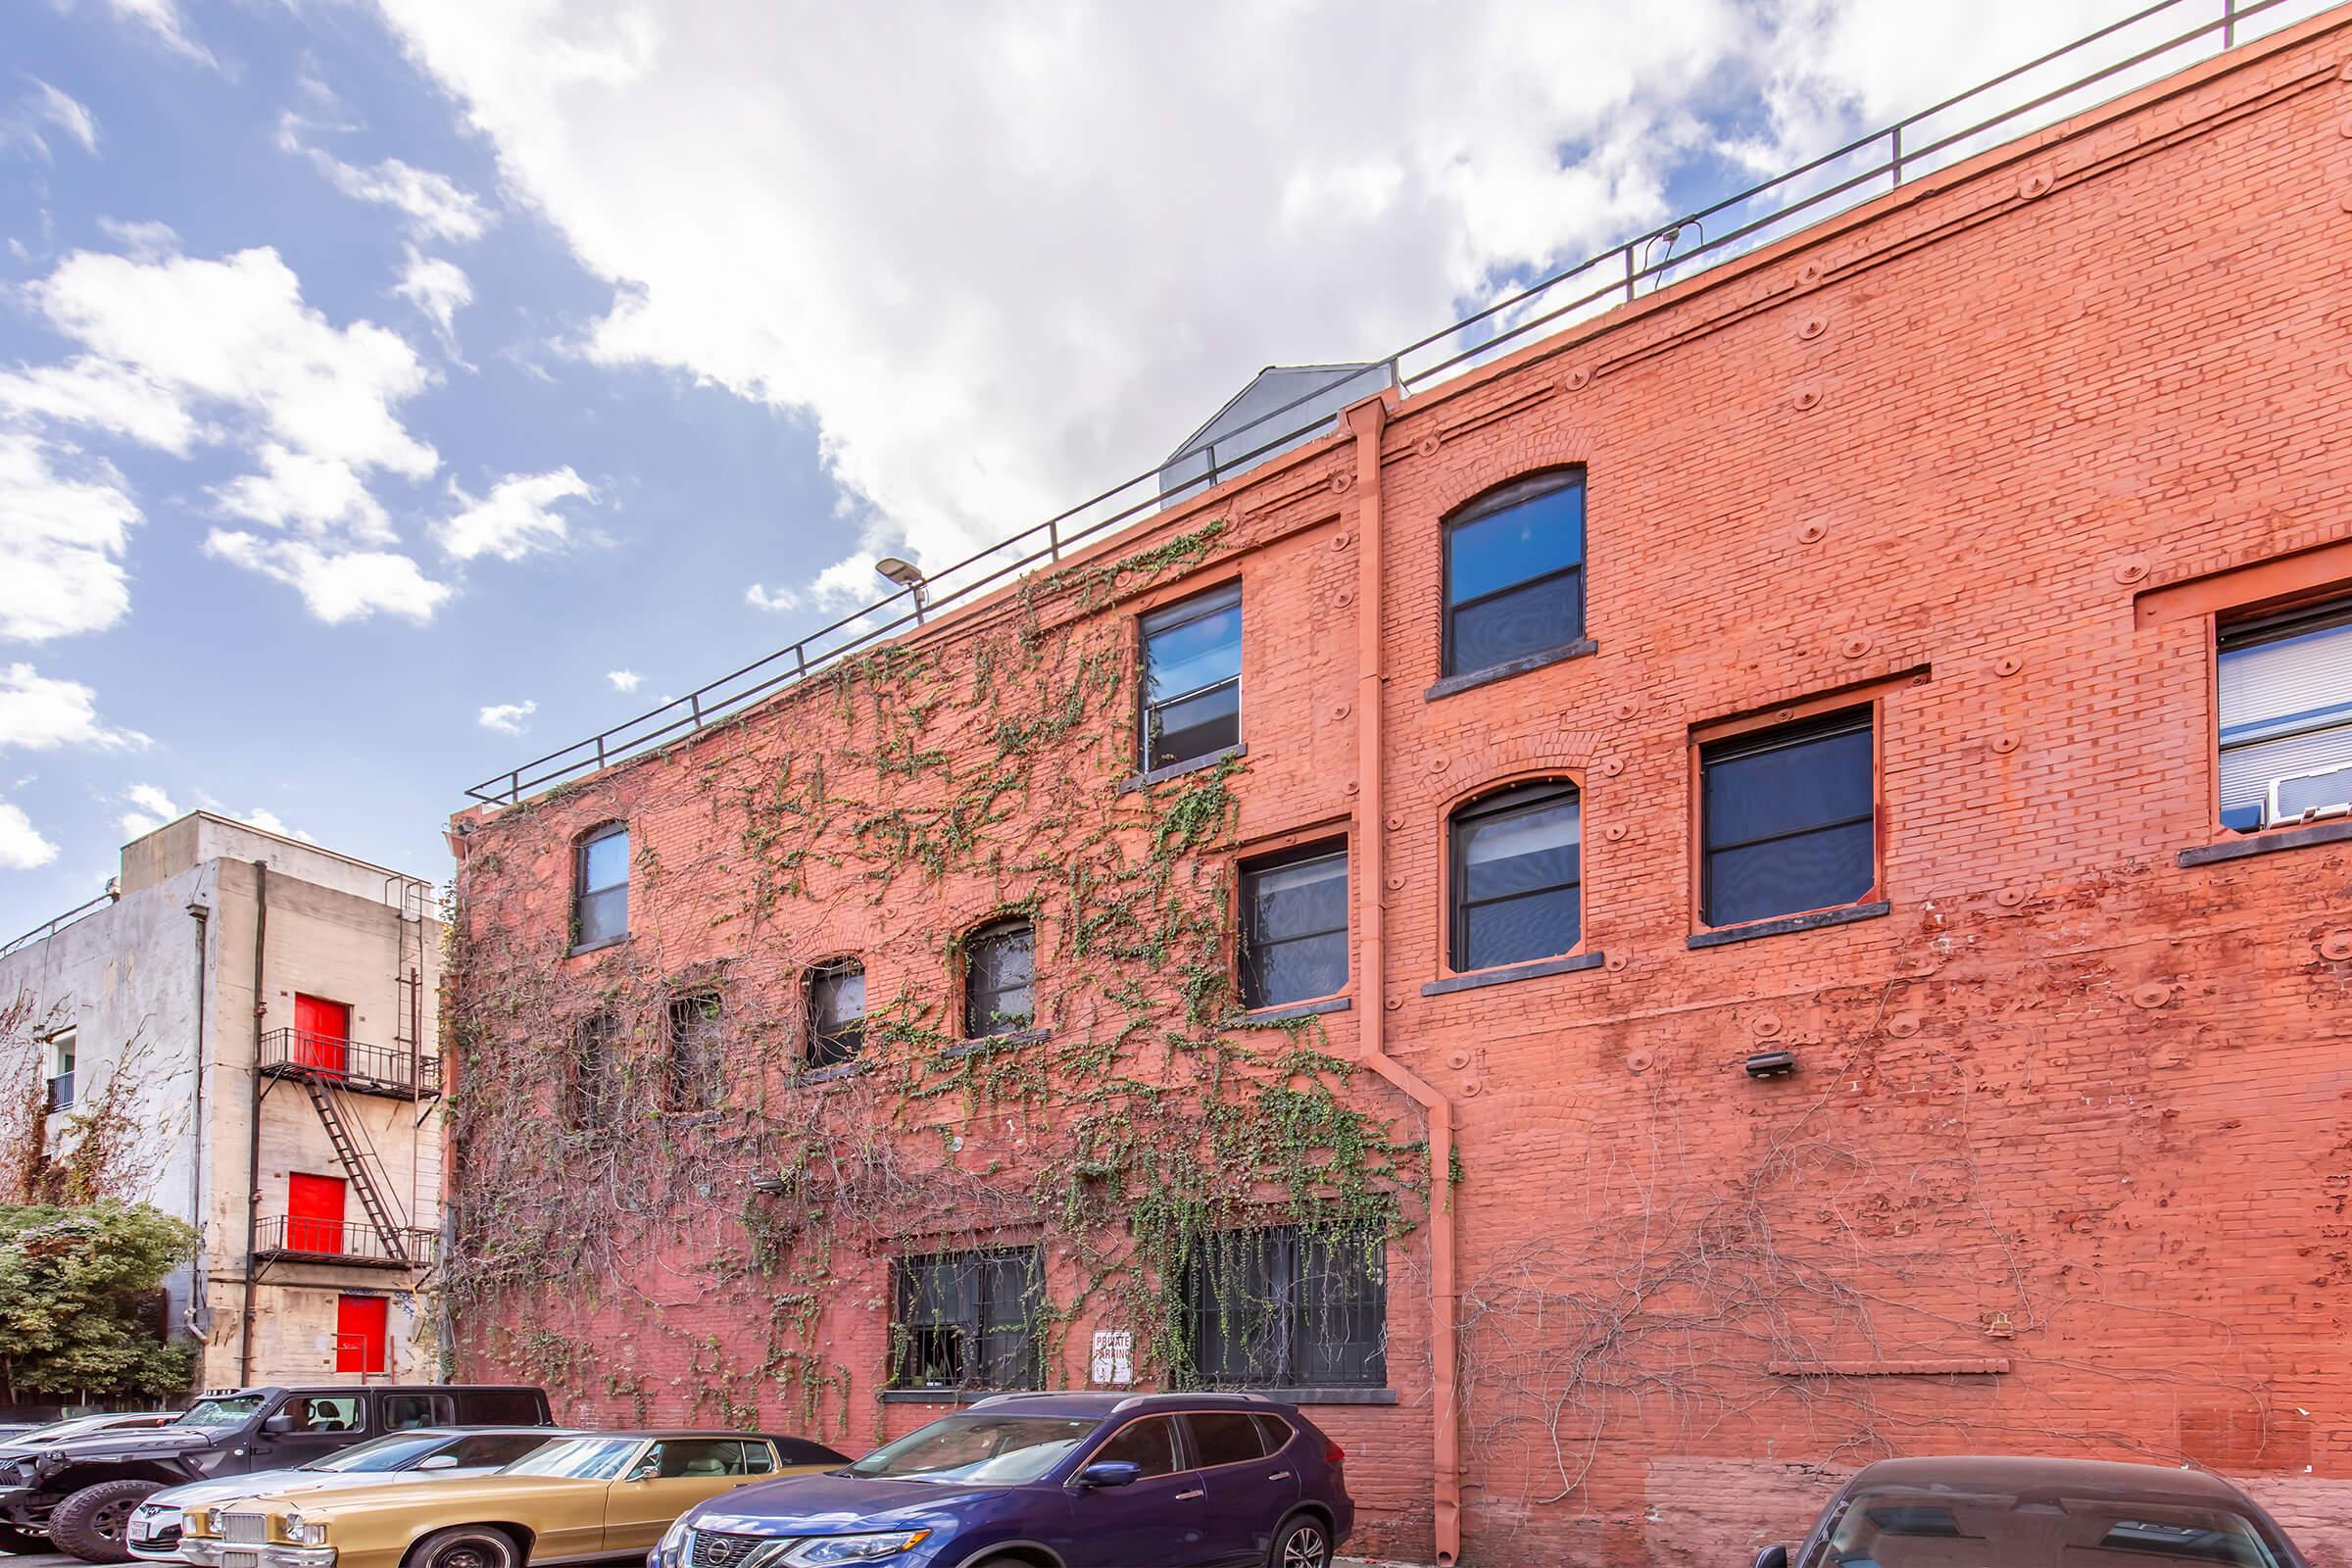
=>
[2179,817,2352,866]
[1120,743,1248,794]
[1422,952,1603,996]
[1230,995,1352,1026]
[1206,1387,1398,1406]
[1425,638,1596,702]
[1688,901,1890,950]
[567,934,631,958]
[792,1058,871,1087]
[653,1106,726,1126]
[939,1028,1051,1058]
[879,1389,1025,1405]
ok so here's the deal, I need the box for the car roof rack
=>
[1109,1392,1271,1412]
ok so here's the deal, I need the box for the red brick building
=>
[446,13,2352,1566]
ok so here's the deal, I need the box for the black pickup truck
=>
[0,1385,551,1563]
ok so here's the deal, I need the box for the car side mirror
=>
[1076,1461,1142,1490]
[625,1461,661,1483]
[1752,1547,1789,1568]
[416,1455,460,1471]
[262,1415,296,1436]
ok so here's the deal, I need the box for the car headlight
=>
[282,1514,326,1546]
[198,1509,221,1537]
[655,1518,694,1560]
[779,1535,932,1566]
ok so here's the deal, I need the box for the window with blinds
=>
[2217,598,2352,833]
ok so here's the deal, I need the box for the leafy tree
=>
[0,1201,198,1402]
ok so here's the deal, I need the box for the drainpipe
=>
[238,860,268,1386]
[1342,395,1462,1567]
[184,894,210,1335]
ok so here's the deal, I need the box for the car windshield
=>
[497,1437,642,1480]
[846,1415,1099,1485]
[304,1435,452,1473]
[1799,1484,2285,1568]
[176,1396,267,1428]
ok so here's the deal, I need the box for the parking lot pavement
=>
[11,1554,79,1568]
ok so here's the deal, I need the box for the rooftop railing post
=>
[1891,123,1905,188]
[1624,245,1637,304]
[2223,0,2236,47]
[690,692,704,727]
[1048,518,1061,561]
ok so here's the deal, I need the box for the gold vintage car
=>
[178,1431,850,1568]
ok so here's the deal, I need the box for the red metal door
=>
[294,994,350,1076]
[287,1172,346,1254]
[335,1295,388,1374]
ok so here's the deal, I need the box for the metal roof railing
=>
[1,891,115,960]
[466,0,2317,807]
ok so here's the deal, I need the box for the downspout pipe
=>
[1342,395,1463,1567]
[238,860,268,1387]
[184,893,209,1336]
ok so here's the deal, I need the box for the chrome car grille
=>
[220,1514,268,1544]
[688,1531,777,1568]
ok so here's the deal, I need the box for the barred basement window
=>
[806,958,866,1069]
[662,991,723,1111]
[1140,582,1242,772]
[891,1247,1042,1392]
[1442,469,1587,679]
[2217,596,2352,833]
[962,918,1035,1039]
[1186,1227,1386,1389]
[574,822,630,949]
[1699,709,1876,928]
[1238,842,1348,1009]
[1448,781,1581,971]
[565,1010,619,1129]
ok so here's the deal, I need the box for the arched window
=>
[806,958,866,1069]
[1442,470,1587,679]
[565,1010,618,1129]
[574,822,630,950]
[1448,781,1582,971]
[961,918,1035,1039]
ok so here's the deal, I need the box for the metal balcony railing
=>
[464,0,2326,809]
[252,1214,436,1269]
[258,1029,440,1100]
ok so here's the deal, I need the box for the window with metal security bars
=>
[1140,583,1242,771]
[575,823,629,949]
[806,958,865,1068]
[1700,709,1876,928]
[662,992,723,1111]
[1185,1226,1387,1390]
[566,1010,619,1128]
[891,1247,1042,1392]
[1449,782,1581,970]
[962,918,1035,1038]
[1239,843,1348,1008]
[1443,470,1586,679]
[2217,598,2352,833]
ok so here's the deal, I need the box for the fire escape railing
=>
[258,1028,441,1100]
[252,1215,438,1269]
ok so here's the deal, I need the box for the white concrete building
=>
[0,812,444,1392]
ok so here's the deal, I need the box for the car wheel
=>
[0,1525,48,1554]
[1267,1514,1332,1568]
[49,1480,162,1563]
[411,1526,522,1568]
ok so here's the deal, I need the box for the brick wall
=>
[448,13,2352,1566]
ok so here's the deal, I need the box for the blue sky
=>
[0,0,2312,933]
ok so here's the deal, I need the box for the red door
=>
[294,994,350,1076]
[335,1295,388,1374]
[287,1172,346,1254]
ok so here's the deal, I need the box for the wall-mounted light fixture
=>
[1744,1050,1797,1079]
[874,557,928,622]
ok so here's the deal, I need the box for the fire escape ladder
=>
[301,1076,409,1262]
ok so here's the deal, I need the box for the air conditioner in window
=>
[2264,761,2352,827]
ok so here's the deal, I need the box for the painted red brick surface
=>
[448,15,2352,1567]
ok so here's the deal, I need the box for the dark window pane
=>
[1144,599,1243,706]
[1146,680,1240,769]
[581,828,629,893]
[1190,1232,1289,1386]
[1704,820,1875,927]
[808,961,865,1068]
[1243,933,1349,1010]
[1446,480,1585,605]
[1240,848,1348,1008]
[893,1249,1039,1392]
[1184,1412,1269,1468]
[977,1250,1041,1390]
[1446,569,1585,676]
[1186,1227,1387,1390]
[1251,1414,1295,1454]
[965,921,1035,1037]
[1298,1233,1387,1388]
[664,994,722,1110]
[567,1012,618,1128]
[577,884,627,946]
[1094,1418,1178,1479]
[1460,887,1582,972]
[1702,721,1874,851]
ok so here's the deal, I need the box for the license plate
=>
[224,1551,259,1568]
[128,1524,153,1544]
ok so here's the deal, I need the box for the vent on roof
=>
[1158,363,1395,507]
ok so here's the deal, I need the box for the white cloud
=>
[95,217,179,258]
[230,806,315,843]
[97,0,216,66]
[118,781,177,838]
[434,467,594,562]
[0,801,59,870]
[202,532,454,623]
[394,249,472,349]
[477,699,536,734]
[3,81,101,162]
[0,662,148,752]
[280,118,496,243]
[744,581,800,613]
[0,433,139,642]
[606,669,641,692]
[0,358,199,452]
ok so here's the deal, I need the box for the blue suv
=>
[650,1392,1352,1568]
